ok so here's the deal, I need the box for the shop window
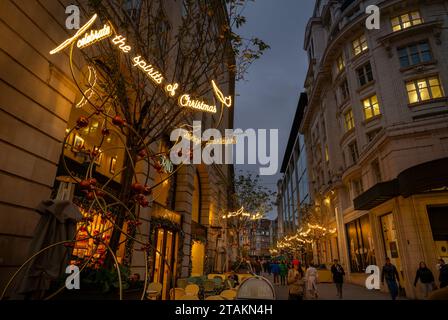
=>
[391,11,423,32]
[344,109,355,132]
[346,215,376,273]
[362,94,381,120]
[352,34,368,56]
[398,41,432,68]
[406,76,444,104]
[356,62,374,87]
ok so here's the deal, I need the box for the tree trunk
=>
[105,141,138,269]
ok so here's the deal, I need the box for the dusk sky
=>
[234,0,315,219]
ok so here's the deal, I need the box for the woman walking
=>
[305,264,319,299]
[287,264,305,300]
[414,261,436,298]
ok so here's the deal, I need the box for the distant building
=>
[249,219,272,258]
[277,93,311,240]
[301,0,448,299]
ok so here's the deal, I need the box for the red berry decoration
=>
[112,115,125,127]
[89,178,97,186]
[86,192,95,200]
[79,179,90,189]
[95,190,106,198]
[76,116,89,129]
[138,149,148,158]
[131,182,144,193]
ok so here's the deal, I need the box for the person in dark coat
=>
[330,259,345,299]
[381,257,401,300]
[438,259,448,288]
[414,261,435,298]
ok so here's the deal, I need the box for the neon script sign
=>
[50,14,232,114]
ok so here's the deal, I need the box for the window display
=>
[346,215,376,273]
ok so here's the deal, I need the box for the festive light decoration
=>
[211,80,232,107]
[77,24,112,49]
[178,94,217,114]
[76,66,98,108]
[165,83,179,97]
[132,55,164,84]
[49,14,98,54]
[222,206,263,220]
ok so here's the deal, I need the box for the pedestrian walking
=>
[287,264,305,300]
[381,257,401,300]
[279,260,288,286]
[254,259,262,275]
[267,260,271,275]
[331,259,345,299]
[438,258,448,288]
[271,261,280,285]
[414,261,436,298]
[305,264,319,299]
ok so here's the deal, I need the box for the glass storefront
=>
[346,215,376,272]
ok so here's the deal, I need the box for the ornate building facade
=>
[301,0,448,299]
[0,0,235,299]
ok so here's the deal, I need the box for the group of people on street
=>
[261,256,448,300]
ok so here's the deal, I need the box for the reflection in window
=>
[398,41,432,68]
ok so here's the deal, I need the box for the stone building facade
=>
[301,0,448,299]
[0,0,234,298]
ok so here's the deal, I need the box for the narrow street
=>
[263,274,399,300]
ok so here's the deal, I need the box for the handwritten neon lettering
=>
[211,80,232,107]
[132,56,163,84]
[179,95,216,114]
[165,83,179,97]
[111,35,132,53]
[77,24,112,49]
[50,14,98,54]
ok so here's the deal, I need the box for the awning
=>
[354,158,448,210]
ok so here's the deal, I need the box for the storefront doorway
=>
[152,228,179,300]
[380,213,403,280]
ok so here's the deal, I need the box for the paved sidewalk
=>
[262,273,401,300]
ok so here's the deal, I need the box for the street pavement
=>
[261,273,401,300]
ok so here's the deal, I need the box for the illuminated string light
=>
[50,14,98,54]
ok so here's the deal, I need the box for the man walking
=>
[331,259,345,299]
[438,258,448,288]
[381,257,401,300]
